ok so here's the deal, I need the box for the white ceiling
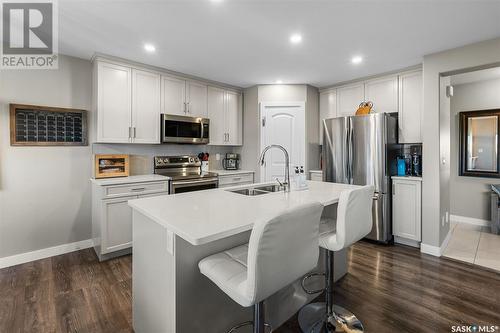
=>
[59,0,500,88]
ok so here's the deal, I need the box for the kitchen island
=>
[128,180,360,333]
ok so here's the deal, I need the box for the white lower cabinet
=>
[392,177,422,247]
[310,170,323,181]
[217,172,254,188]
[102,196,135,254]
[92,178,169,261]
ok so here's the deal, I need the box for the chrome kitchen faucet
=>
[259,145,291,192]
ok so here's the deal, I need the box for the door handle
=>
[128,126,132,139]
[183,102,187,113]
[133,127,136,138]
[187,102,190,113]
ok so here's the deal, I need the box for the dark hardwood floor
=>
[1,241,499,333]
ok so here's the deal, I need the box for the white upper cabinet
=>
[398,71,423,143]
[226,90,242,145]
[207,86,226,145]
[329,69,423,144]
[207,87,242,146]
[336,83,364,117]
[161,75,186,116]
[132,69,161,144]
[319,89,337,144]
[96,61,132,143]
[364,76,398,113]
[94,57,241,145]
[186,81,208,117]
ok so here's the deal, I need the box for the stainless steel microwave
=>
[161,114,209,144]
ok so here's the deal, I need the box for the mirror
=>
[460,110,500,177]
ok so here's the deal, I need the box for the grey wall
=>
[422,37,500,248]
[0,55,93,257]
[240,86,259,179]
[0,55,241,259]
[450,78,500,222]
[240,84,320,182]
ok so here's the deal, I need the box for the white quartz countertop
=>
[210,169,255,176]
[90,174,170,186]
[128,181,359,246]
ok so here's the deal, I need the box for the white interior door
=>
[260,102,305,182]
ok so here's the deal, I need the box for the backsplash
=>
[92,143,242,175]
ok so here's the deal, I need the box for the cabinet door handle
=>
[131,187,146,192]
[227,132,230,142]
[187,102,190,113]
[128,126,132,138]
[233,177,241,181]
[133,127,136,138]
[183,102,187,113]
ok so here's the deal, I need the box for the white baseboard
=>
[0,239,94,269]
[420,228,452,257]
[450,214,490,226]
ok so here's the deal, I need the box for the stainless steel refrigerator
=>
[322,113,397,243]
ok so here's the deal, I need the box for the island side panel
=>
[133,210,176,333]
[175,232,253,333]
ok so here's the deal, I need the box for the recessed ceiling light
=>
[144,43,156,53]
[351,56,363,64]
[289,33,302,44]
[275,80,283,84]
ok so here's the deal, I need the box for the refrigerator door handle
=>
[344,121,350,184]
[347,118,354,184]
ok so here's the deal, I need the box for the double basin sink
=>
[227,184,284,196]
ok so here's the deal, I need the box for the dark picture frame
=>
[459,109,500,178]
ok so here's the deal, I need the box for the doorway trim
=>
[259,101,306,182]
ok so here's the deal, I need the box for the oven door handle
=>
[171,178,218,187]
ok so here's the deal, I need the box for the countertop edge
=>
[90,174,170,186]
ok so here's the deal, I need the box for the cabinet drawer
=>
[104,181,168,198]
[310,173,323,181]
[218,173,254,186]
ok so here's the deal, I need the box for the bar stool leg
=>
[298,251,364,333]
[254,301,265,333]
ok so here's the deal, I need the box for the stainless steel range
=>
[154,155,218,194]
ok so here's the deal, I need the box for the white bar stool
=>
[199,202,324,333]
[298,185,375,333]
